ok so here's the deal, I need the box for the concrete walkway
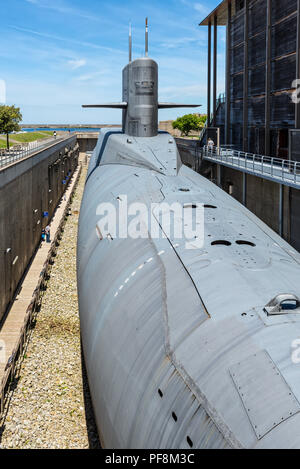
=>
[202,147,300,190]
[0,165,81,384]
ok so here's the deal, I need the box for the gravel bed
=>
[0,164,100,449]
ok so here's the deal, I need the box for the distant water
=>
[22,127,101,132]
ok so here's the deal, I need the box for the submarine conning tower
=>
[82,18,200,136]
[122,57,158,137]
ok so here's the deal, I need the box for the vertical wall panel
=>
[223,0,297,152]
[249,0,267,35]
[272,0,297,23]
[272,15,297,58]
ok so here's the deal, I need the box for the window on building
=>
[236,0,245,12]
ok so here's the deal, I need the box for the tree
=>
[198,114,207,128]
[172,113,207,137]
[0,105,22,149]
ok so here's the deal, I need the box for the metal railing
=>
[202,145,300,189]
[0,136,69,169]
[199,93,226,144]
[175,138,202,173]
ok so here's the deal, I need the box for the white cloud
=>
[75,74,96,82]
[161,36,201,49]
[9,25,125,55]
[0,79,6,104]
[179,0,210,17]
[67,59,86,70]
[74,69,112,82]
[14,0,225,121]
[193,3,210,15]
[159,32,208,50]
[25,0,98,21]
[159,83,207,99]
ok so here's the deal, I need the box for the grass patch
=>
[7,131,53,143]
[0,140,7,148]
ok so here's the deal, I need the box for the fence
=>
[202,146,300,189]
[0,136,69,169]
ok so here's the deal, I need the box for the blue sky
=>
[1,0,225,124]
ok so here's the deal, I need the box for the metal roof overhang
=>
[199,0,236,26]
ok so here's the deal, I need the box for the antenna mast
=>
[145,17,148,56]
[129,23,132,62]
[82,18,201,138]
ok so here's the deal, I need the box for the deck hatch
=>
[229,350,300,440]
[264,294,300,316]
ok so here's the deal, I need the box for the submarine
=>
[77,20,300,449]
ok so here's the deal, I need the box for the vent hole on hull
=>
[187,436,193,448]
[172,412,178,422]
[179,188,190,192]
[204,204,217,209]
[184,204,198,209]
[211,240,232,246]
[158,389,163,398]
[236,240,256,247]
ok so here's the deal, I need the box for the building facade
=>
[200,0,300,158]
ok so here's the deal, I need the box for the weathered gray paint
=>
[122,58,159,137]
[83,23,200,139]
[229,350,300,440]
[77,32,300,448]
[78,127,300,449]
[83,56,199,138]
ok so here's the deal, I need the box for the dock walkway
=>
[0,164,81,413]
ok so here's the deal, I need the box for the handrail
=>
[0,135,73,170]
[199,92,226,145]
[202,145,300,189]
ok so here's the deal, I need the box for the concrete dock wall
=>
[290,189,300,251]
[76,132,100,154]
[0,137,79,322]
[215,166,291,239]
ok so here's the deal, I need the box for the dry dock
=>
[0,163,100,449]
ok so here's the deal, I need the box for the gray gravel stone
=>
[0,166,100,449]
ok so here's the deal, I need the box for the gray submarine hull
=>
[77,128,300,449]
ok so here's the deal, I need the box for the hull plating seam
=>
[86,130,123,183]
